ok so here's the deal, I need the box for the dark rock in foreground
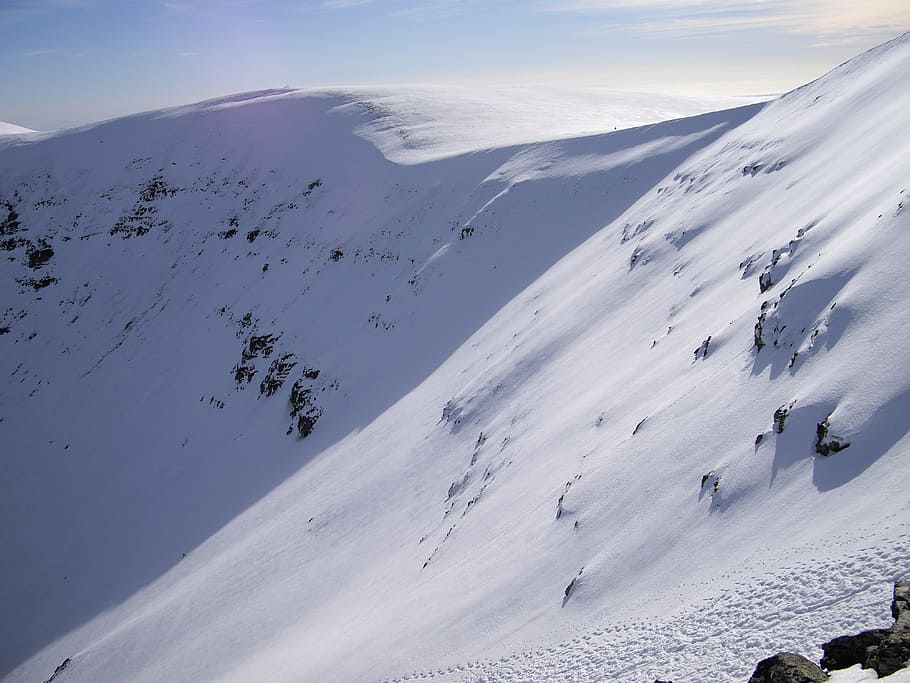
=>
[820,580,910,677]
[748,652,827,683]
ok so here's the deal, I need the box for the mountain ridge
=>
[2,33,909,683]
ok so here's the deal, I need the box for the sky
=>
[1,0,908,130]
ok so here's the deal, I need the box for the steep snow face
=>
[1,36,909,683]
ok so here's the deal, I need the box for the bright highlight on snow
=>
[1,31,909,683]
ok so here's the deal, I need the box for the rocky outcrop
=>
[748,652,827,683]
[894,581,910,630]
[748,581,910,681]
[814,416,850,456]
[820,580,910,677]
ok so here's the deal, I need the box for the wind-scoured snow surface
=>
[1,36,909,683]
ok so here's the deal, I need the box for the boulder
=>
[820,629,889,671]
[748,652,827,683]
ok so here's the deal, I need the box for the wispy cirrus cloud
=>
[320,0,375,8]
[538,0,910,45]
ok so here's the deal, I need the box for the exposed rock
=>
[17,275,57,291]
[259,354,297,398]
[821,629,891,672]
[815,416,851,456]
[0,200,22,236]
[26,239,54,269]
[773,402,795,434]
[759,271,774,293]
[748,652,827,683]
[693,335,711,360]
[44,657,71,683]
[137,175,177,202]
[893,580,910,630]
[243,333,278,362]
[820,581,910,676]
[246,228,260,242]
[288,378,323,439]
[562,567,584,605]
[865,632,910,677]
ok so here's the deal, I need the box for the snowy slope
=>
[1,35,909,683]
[0,121,36,136]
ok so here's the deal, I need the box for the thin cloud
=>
[19,48,59,58]
[539,0,910,42]
[320,0,375,8]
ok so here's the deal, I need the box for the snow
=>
[0,121,36,136]
[831,665,910,682]
[1,32,909,683]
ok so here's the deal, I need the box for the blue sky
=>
[2,0,908,129]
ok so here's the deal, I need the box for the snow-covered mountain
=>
[1,35,909,683]
[0,122,36,136]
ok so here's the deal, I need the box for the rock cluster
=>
[748,580,910,682]
[820,580,910,676]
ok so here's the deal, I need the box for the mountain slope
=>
[1,35,909,683]
[0,122,35,136]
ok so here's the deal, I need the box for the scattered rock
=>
[0,201,22,236]
[563,567,584,605]
[246,228,260,243]
[329,248,343,261]
[243,333,278,362]
[259,353,297,398]
[815,415,851,456]
[44,657,71,683]
[773,401,795,434]
[137,175,177,202]
[289,378,323,439]
[26,239,54,269]
[748,652,827,683]
[17,275,57,291]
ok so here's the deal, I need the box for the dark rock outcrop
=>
[820,629,890,672]
[288,379,323,439]
[773,401,794,434]
[748,652,827,683]
[820,580,910,677]
[815,416,850,456]
[894,581,910,630]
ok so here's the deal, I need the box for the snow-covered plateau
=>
[1,33,909,683]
